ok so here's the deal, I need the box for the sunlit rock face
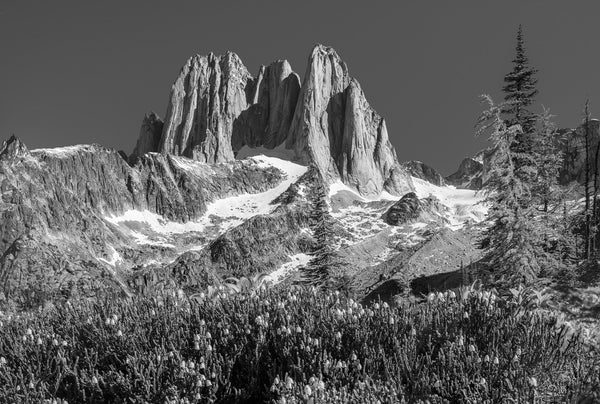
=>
[151,45,413,197]
[287,45,412,196]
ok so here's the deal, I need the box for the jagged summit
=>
[135,44,413,196]
[0,135,29,160]
[129,112,164,164]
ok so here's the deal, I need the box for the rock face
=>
[129,112,164,164]
[231,60,301,152]
[159,52,253,162]
[148,45,413,197]
[401,161,445,186]
[445,157,484,190]
[157,53,300,164]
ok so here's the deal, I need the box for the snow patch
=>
[267,253,311,284]
[170,156,213,176]
[411,177,487,229]
[236,144,297,162]
[328,181,399,202]
[98,246,122,267]
[31,145,91,157]
[105,155,308,249]
[106,210,207,234]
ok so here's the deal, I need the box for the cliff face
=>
[129,112,164,164]
[158,52,254,163]
[145,45,413,197]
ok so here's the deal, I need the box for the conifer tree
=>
[477,95,540,282]
[502,25,539,152]
[301,183,346,287]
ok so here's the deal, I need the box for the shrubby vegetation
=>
[0,285,598,403]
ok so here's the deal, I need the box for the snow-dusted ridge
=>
[31,145,97,157]
[104,155,308,250]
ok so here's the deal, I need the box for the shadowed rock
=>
[382,192,447,226]
[401,161,445,186]
[129,112,164,164]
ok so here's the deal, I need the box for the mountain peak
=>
[0,135,29,160]
[137,45,412,196]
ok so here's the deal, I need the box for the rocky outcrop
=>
[382,192,447,226]
[446,157,484,190]
[129,112,164,164]
[0,135,29,160]
[401,161,445,186]
[154,45,412,197]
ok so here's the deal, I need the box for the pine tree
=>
[477,95,540,282]
[502,25,539,152]
[301,183,347,287]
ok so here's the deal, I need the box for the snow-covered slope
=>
[410,177,487,230]
[104,155,308,256]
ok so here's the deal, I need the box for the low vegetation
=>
[0,285,598,403]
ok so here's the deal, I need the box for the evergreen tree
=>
[502,25,539,151]
[477,95,540,282]
[301,183,347,287]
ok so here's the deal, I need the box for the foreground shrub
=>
[0,287,598,403]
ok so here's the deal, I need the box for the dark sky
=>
[2,1,600,174]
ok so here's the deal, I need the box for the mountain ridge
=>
[136,44,413,197]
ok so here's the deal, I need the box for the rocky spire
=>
[153,44,413,196]
[288,45,412,196]
[158,52,253,163]
[129,112,164,164]
[0,135,29,160]
[231,60,301,152]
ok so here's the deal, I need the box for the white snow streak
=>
[267,253,311,284]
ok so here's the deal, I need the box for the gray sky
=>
[1,1,599,174]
